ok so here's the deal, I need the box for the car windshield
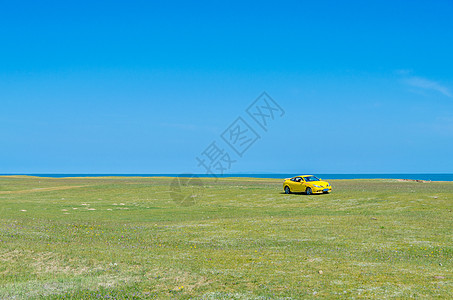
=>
[303,176,320,182]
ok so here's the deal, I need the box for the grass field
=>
[0,176,452,299]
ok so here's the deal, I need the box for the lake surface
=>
[3,174,453,181]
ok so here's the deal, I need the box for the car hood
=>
[310,181,330,187]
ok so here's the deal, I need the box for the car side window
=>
[295,177,302,182]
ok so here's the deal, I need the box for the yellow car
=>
[283,175,332,195]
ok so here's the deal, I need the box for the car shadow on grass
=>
[279,192,328,195]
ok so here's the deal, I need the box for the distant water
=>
[2,173,453,181]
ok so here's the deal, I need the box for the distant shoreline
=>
[1,173,453,182]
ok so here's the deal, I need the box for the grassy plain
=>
[0,176,452,299]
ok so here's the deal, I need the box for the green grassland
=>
[0,176,452,299]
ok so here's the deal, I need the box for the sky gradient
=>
[1,0,452,174]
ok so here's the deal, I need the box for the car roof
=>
[295,175,313,177]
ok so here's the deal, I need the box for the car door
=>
[293,177,305,192]
[288,178,298,192]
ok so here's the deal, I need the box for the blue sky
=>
[1,0,452,174]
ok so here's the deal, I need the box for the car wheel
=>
[284,186,291,194]
[306,187,312,195]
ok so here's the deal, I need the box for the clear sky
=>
[1,0,452,174]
